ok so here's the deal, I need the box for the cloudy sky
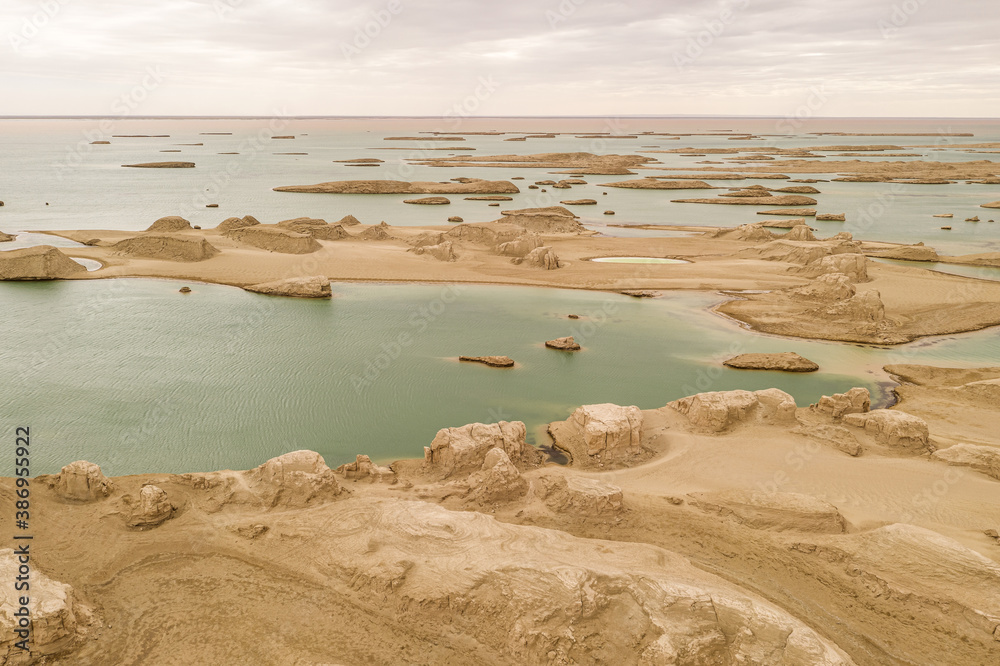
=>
[1,0,997,117]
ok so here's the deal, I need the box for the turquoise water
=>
[2,279,998,476]
[3,118,1000,475]
[1,118,998,254]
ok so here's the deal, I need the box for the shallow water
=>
[2,279,998,476]
[3,118,1000,475]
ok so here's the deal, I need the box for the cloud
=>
[0,0,997,116]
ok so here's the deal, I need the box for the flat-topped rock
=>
[724,352,819,372]
[244,276,332,298]
[217,215,260,231]
[598,178,713,189]
[459,355,515,368]
[404,197,451,205]
[817,213,846,221]
[931,444,1000,480]
[0,245,88,280]
[568,403,643,458]
[757,208,817,217]
[545,336,581,351]
[539,474,624,515]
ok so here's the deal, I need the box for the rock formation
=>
[224,226,322,254]
[244,276,332,298]
[670,389,797,432]
[122,162,195,168]
[242,450,341,507]
[337,214,362,226]
[545,336,581,351]
[673,194,818,206]
[521,246,560,270]
[723,352,819,372]
[112,235,221,262]
[274,179,519,195]
[814,387,871,419]
[146,216,192,232]
[277,217,350,241]
[816,213,846,221]
[51,461,114,501]
[403,197,451,205]
[843,410,931,451]
[127,485,175,528]
[469,448,528,504]
[0,246,88,280]
[0,550,91,660]
[931,444,1000,480]
[458,355,515,368]
[538,475,624,515]
[336,454,396,482]
[358,222,394,241]
[424,421,527,477]
[598,178,713,189]
[0,231,15,242]
[687,490,847,533]
[411,241,456,262]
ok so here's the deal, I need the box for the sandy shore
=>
[31,212,1000,346]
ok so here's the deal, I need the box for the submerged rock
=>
[459,355,515,368]
[545,336,581,351]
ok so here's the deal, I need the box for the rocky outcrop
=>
[813,253,869,282]
[784,225,818,241]
[243,450,341,507]
[538,475,624,515]
[738,240,833,265]
[424,421,527,477]
[814,387,871,419]
[217,215,261,232]
[244,276,332,298]
[112,235,221,262]
[687,490,847,533]
[358,222,395,241]
[51,461,114,502]
[760,217,808,228]
[559,199,597,206]
[560,403,644,460]
[277,217,350,240]
[224,226,322,254]
[499,207,585,234]
[146,216,192,232]
[723,352,819,372]
[792,273,857,301]
[403,197,451,205]
[931,444,1000,480]
[670,389,797,432]
[545,336,581,351]
[459,356,515,368]
[980,201,1000,209]
[757,208,817,217]
[711,222,776,242]
[0,231,15,242]
[336,454,395,482]
[410,241,456,262]
[127,485,175,528]
[823,289,886,324]
[496,233,543,258]
[447,221,530,247]
[520,246,560,270]
[864,243,939,262]
[0,246,88,280]
[274,179,519,195]
[337,214,362,226]
[816,213,846,221]
[469,448,528,504]
[795,424,863,456]
[0,550,91,661]
[843,410,931,450]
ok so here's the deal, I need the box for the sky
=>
[0,0,997,118]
